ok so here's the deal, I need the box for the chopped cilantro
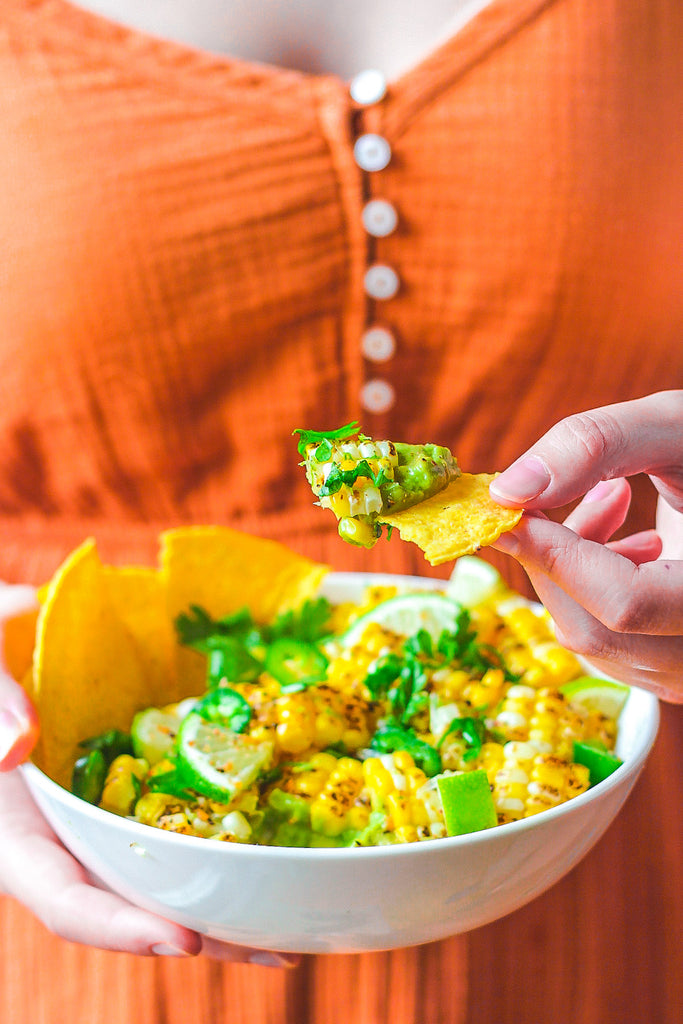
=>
[292,422,360,456]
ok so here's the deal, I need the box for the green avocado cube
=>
[437,770,497,836]
[573,741,623,786]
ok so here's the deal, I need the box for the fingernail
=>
[151,943,195,957]
[491,456,550,503]
[0,708,24,762]
[248,952,301,969]
[583,480,615,503]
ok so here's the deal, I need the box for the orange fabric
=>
[0,1,682,1022]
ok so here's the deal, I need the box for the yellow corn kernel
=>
[310,752,340,773]
[310,759,364,836]
[100,755,148,816]
[533,643,582,685]
[530,754,569,793]
[408,797,430,828]
[346,804,371,831]
[385,791,411,828]
[134,792,180,826]
[392,750,415,773]
[567,762,591,796]
[404,766,428,794]
[275,692,316,754]
[393,825,419,844]
[314,710,345,747]
[362,758,395,800]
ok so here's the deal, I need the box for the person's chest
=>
[67,0,491,79]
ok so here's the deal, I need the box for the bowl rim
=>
[22,568,660,862]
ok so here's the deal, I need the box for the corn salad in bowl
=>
[69,562,627,849]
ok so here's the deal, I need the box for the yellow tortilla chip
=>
[32,540,150,787]
[161,526,328,623]
[102,566,181,707]
[381,473,523,566]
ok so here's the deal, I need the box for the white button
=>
[362,199,398,237]
[350,69,387,106]
[364,264,400,300]
[361,326,396,362]
[360,378,396,414]
[353,134,391,172]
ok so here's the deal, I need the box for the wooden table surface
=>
[2,703,680,1024]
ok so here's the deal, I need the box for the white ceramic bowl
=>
[21,572,659,954]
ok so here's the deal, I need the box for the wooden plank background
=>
[2,702,680,1024]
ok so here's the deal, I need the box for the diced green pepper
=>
[370,725,443,777]
[194,686,252,733]
[573,740,623,786]
[72,749,107,805]
[437,770,498,836]
[265,638,328,691]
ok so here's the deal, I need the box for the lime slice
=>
[340,592,461,647]
[445,556,502,608]
[559,676,630,719]
[437,770,498,836]
[176,711,273,801]
[131,707,183,766]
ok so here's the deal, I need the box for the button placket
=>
[350,70,399,415]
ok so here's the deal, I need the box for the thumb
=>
[0,671,40,770]
[489,391,683,511]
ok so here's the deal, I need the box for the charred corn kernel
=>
[100,755,148,816]
[275,692,316,754]
[310,758,364,836]
[567,762,591,795]
[404,765,428,794]
[363,758,395,800]
[385,791,412,828]
[392,750,415,773]
[313,710,345,747]
[134,792,181,826]
[394,825,419,844]
[285,766,330,799]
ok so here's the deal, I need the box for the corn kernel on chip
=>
[380,473,523,565]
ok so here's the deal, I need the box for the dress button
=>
[364,263,400,300]
[360,378,396,414]
[361,326,396,362]
[361,199,398,238]
[353,134,391,172]
[349,69,387,105]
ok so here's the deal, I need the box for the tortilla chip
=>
[160,526,328,623]
[380,473,523,565]
[102,566,180,706]
[32,540,150,787]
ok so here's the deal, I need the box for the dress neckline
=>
[21,0,559,129]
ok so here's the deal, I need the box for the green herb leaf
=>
[437,716,486,761]
[292,422,360,456]
[370,725,442,777]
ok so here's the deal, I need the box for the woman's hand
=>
[489,391,683,702]
[0,585,296,966]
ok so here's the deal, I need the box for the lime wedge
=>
[176,711,273,801]
[131,707,183,766]
[559,676,630,719]
[445,556,502,608]
[437,770,498,836]
[340,592,461,647]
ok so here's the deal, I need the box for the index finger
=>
[489,391,683,510]
[494,515,683,635]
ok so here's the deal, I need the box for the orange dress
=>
[0,1,682,1022]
